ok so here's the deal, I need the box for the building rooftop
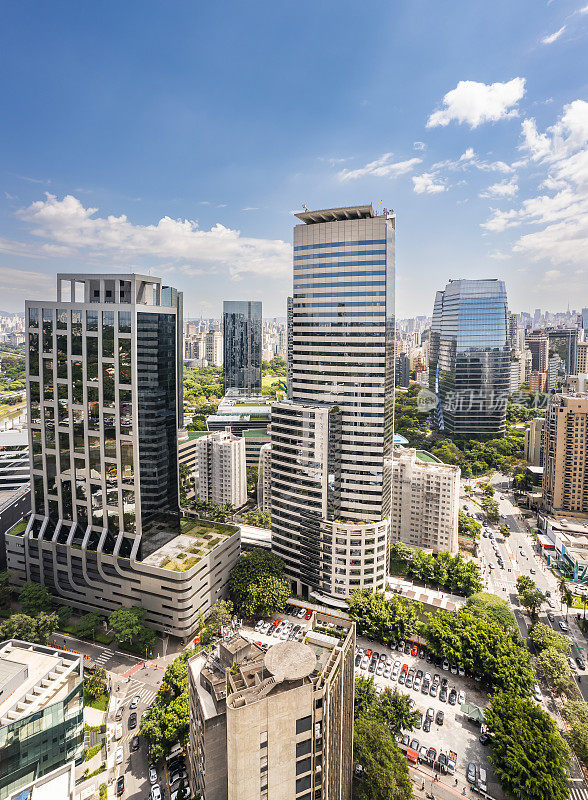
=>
[243,428,271,438]
[142,517,238,571]
[0,641,82,725]
[8,761,75,800]
[416,450,442,464]
[294,205,375,224]
[264,642,316,681]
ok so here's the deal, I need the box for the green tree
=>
[57,605,73,628]
[422,609,534,695]
[229,549,290,618]
[529,623,571,655]
[19,582,52,615]
[353,717,412,800]
[557,575,574,619]
[0,611,58,643]
[516,575,536,594]
[347,590,418,645]
[0,570,12,609]
[562,701,588,767]
[465,592,518,634]
[485,692,569,800]
[518,586,544,619]
[354,675,378,720]
[140,651,190,761]
[75,612,102,640]
[458,510,481,538]
[378,687,420,737]
[84,667,108,700]
[199,599,234,644]
[108,606,148,644]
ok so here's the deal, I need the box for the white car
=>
[255,619,264,632]
[442,660,450,671]
[458,665,465,677]
[115,746,124,764]
[534,684,543,702]
[360,656,369,670]
[392,662,400,679]
[130,694,141,709]
[384,663,392,678]
[458,690,465,705]
[376,661,385,676]
[413,677,421,691]
[115,724,122,740]
[375,684,383,696]
[151,786,161,800]
[149,766,158,784]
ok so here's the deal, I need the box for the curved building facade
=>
[429,279,510,438]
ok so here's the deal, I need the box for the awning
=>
[406,748,419,763]
[537,534,555,550]
[461,703,485,723]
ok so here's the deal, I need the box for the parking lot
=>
[241,605,503,798]
[355,635,502,797]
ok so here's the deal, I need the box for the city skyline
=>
[0,2,587,318]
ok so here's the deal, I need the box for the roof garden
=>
[6,518,28,536]
[142,517,238,572]
[416,450,442,464]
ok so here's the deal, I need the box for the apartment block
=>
[577,341,588,374]
[524,416,545,467]
[390,447,460,554]
[7,274,240,638]
[0,640,84,800]
[188,608,355,800]
[542,392,588,516]
[196,431,247,508]
[527,330,549,373]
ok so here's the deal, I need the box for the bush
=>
[229,549,290,618]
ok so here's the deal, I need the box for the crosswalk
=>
[570,780,588,800]
[123,677,158,708]
[94,647,114,667]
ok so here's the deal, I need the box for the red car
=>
[365,649,373,658]
[274,619,281,626]
[401,663,409,673]
[411,644,418,657]
[305,610,312,620]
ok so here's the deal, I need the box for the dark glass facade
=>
[223,300,262,394]
[429,279,510,438]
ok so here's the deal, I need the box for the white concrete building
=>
[390,446,460,554]
[196,431,247,508]
[206,330,223,366]
[257,442,271,512]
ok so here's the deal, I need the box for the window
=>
[296,715,312,735]
[296,739,312,758]
[29,307,39,327]
[296,775,312,794]
[118,311,131,333]
[296,757,311,775]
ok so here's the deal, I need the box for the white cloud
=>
[580,3,588,13]
[426,78,526,129]
[337,154,422,181]
[544,269,563,280]
[413,141,426,151]
[16,194,292,279]
[412,173,446,195]
[479,178,519,198]
[482,100,588,266]
[541,25,566,44]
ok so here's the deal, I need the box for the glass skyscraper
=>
[271,205,395,602]
[222,300,262,394]
[429,278,510,438]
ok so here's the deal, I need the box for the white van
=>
[477,765,487,792]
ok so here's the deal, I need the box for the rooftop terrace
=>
[142,516,238,571]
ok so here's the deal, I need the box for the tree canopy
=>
[422,608,534,695]
[0,611,58,643]
[228,549,290,618]
[108,606,152,648]
[19,582,52,615]
[485,691,569,800]
[347,589,419,645]
[353,717,413,800]
[84,667,108,700]
[389,543,483,597]
[465,592,518,634]
[354,675,419,737]
[75,612,103,640]
[140,651,190,762]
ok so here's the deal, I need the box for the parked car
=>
[458,690,465,705]
[423,718,431,732]
[448,689,457,705]
[149,766,158,784]
[115,746,124,764]
[255,620,264,632]
[360,656,369,670]
[479,733,492,746]
[414,677,421,691]
[419,745,429,762]
[410,738,420,751]
[467,762,476,783]
[427,747,437,763]
[376,661,385,676]
[131,736,140,752]
[458,665,465,677]
[151,786,161,800]
[402,734,410,747]
[426,707,435,720]
[116,777,125,797]
[405,672,414,688]
[450,663,457,675]
[414,713,423,729]
[384,663,392,678]
[429,683,438,697]
[534,684,542,702]
[115,706,124,722]
[576,657,586,670]
[442,659,450,671]
[411,644,418,657]
[439,687,447,703]
[355,653,362,667]
[128,712,137,730]
[547,612,555,622]
[568,657,577,671]
[435,710,444,725]
[305,610,312,620]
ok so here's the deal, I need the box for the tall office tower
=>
[524,416,545,467]
[257,442,272,512]
[542,392,588,516]
[582,308,588,333]
[390,446,460,554]
[526,330,549,373]
[188,609,355,800]
[271,205,395,602]
[508,311,517,351]
[0,639,84,799]
[286,296,293,400]
[223,301,262,394]
[429,279,510,438]
[7,274,240,637]
[195,431,247,508]
[395,353,410,387]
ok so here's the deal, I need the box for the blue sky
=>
[1,0,587,317]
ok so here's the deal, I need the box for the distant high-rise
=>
[195,430,247,508]
[223,301,262,394]
[271,205,395,602]
[429,279,510,438]
[527,330,549,373]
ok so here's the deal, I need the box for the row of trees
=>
[457,510,481,538]
[347,589,419,645]
[485,692,570,800]
[389,542,483,597]
[422,607,535,695]
[354,676,413,800]
[243,508,271,528]
[140,651,190,761]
